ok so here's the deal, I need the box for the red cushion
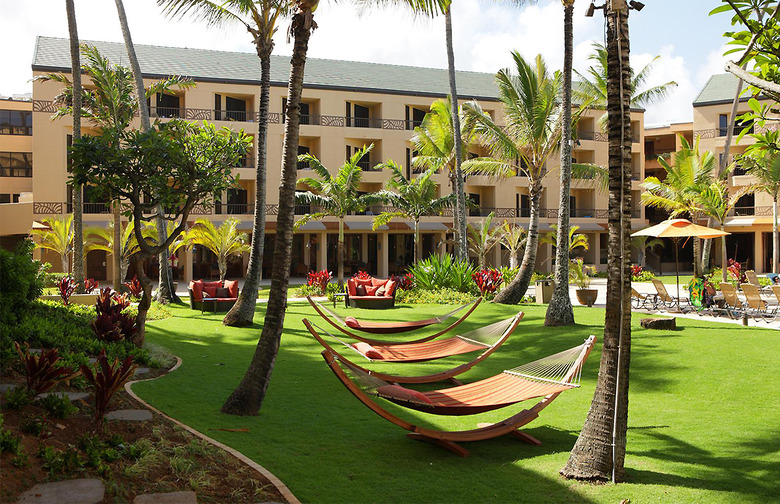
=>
[224,280,239,298]
[204,281,222,290]
[203,285,218,298]
[189,280,204,302]
[356,278,373,288]
[376,384,433,406]
[347,279,357,297]
[355,284,367,296]
[352,342,383,359]
[365,285,379,296]
[384,280,396,297]
[345,316,360,329]
[370,278,385,287]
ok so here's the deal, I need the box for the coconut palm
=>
[574,41,678,131]
[463,52,563,304]
[158,0,292,327]
[182,218,250,282]
[295,145,384,285]
[743,130,780,274]
[84,221,158,282]
[372,162,454,264]
[540,224,589,256]
[498,221,526,269]
[30,215,74,274]
[630,235,664,269]
[562,2,633,482]
[65,0,84,293]
[467,212,501,269]
[641,135,716,277]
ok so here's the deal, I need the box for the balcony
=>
[731,206,772,217]
[149,106,184,119]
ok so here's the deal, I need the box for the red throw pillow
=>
[345,316,361,329]
[224,280,239,298]
[384,280,396,297]
[203,285,218,298]
[356,278,373,288]
[376,384,434,406]
[365,285,379,296]
[189,280,204,301]
[352,342,383,359]
[355,284,367,296]
[347,279,357,297]
[370,278,385,287]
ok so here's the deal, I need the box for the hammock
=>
[321,335,596,457]
[307,296,481,345]
[303,312,523,384]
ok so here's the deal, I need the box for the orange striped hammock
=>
[321,335,596,457]
[303,312,523,384]
[307,296,482,345]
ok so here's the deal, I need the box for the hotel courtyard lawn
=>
[134,301,778,504]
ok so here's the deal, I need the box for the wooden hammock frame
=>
[321,335,596,457]
[307,296,482,345]
[303,312,523,384]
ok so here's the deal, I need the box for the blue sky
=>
[1,0,737,126]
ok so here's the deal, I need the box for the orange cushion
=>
[370,278,385,287]
[384,280,396,297]
[352,342,383,359]
[224,280,239,298]
[347,279,357,297]
[345,316,360,329]
[356,278,373,288]
[376,384,433,406]
[189,280,204,301]
[365,285,379,296]
[203,285,218,298]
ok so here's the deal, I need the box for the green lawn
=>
[134,301,779,504]
[636,274,694,285]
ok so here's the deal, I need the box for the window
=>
[520,194,530,217]
[155,93,181,118]
[718,114,728,137]
[226,188,248,214]
[0,152,32,177]
[719,113,754,136]
[282,99,311,124]
[297,145,311,171]
[735,194,755,216]
[405,106,427,130]
[0,109,32,135]
[346,102,371,128]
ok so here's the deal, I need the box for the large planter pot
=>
[575,289,598,307]
[535,280,555,304]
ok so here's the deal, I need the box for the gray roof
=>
[693,73,756,107]
[33,36,499,101]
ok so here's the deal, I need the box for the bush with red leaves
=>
[391,272,414,291]
[57,277,76,305]
[83,278,99,294]
[472,268,503,296]
[92,287,136,342]
[307,270,332,294]
[124,276,143,298]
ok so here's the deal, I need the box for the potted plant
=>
[570,258,598,307]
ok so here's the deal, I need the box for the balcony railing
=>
[149,106,185,119]
[731,206,772,217]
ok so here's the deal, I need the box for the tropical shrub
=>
[395,288,475,305]
[92,288,136,342]
[0,240,45,316]
[124,276,143,299]
[352,270,372,280]
[407,254,476,293]
[530,271,553,283]
[307,269,332,295]
[39,392,78,419]
[727,258,747,283]
[631,265,656,282]
[57,277,76,305]
[569,259,596,290]
[15,342,80,396]
[498,266,519,287]
[390,272,414,291]
[83,278,99,294]
[80,350,138,422]
[472,268,503,297]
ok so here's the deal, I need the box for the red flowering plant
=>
[307,269,332,295]
[727,258,746,283]
[391,272,414,291]
[630,265,643,280]
[353,271,372,280]
[124,276,143,299]
[472,268,503,298]
[56,277,76,305]
[83,278,99,293]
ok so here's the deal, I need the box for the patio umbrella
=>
[632,219,730,300]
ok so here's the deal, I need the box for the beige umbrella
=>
[632,219,730,300]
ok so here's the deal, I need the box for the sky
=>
[0,0,736,126]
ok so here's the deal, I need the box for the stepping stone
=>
[133,491,197,504]
[640,317,677,330]
[105,409,153,422]
[87,358,97,364]
[0,383,18,393]
[16,478,105,503]
[35,391,89,402]
[134,367,150,375]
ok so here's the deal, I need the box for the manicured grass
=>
[636,274,694,285]
[135,301,779,504]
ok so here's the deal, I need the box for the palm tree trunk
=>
[113,0,178,304]
[562,0,631,482]
[66,0,84,293]
[414,218,421,264]
[113,203,122,290]
[546,0,575,327]
[721,230,727,283]
[774,196,778,273]
[224,52,271,327]
[495,180,541,303]
[338,218,345,285]
[221,9,313,416]
[444,7,467,261]
[219,257,227,283]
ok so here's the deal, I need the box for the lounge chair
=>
[740,283,777,322]
[320,335,596,457]
[631,287,656,310]
[307,295,481,345]
[745,270,771,294]
[719,283,746,319]
[303,312,522,384]
[651,279,691,312]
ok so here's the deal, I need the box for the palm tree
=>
[30,215,74,274]
[65,0,84,293]
[743,131,780,274]
[372,162,454,264]
[464,53,563,304]
[641,135,716,277]
[561,1,633,482]
[540,224,589,256]
[84,221,158,282]
[498,221,526,269]
[630,235,664,269]
[295,145,384,285]
[182,218,250,282]
[467,212,501,269]
[157,0,291,327]
[574,41,678,131]
[221,0,319,416]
